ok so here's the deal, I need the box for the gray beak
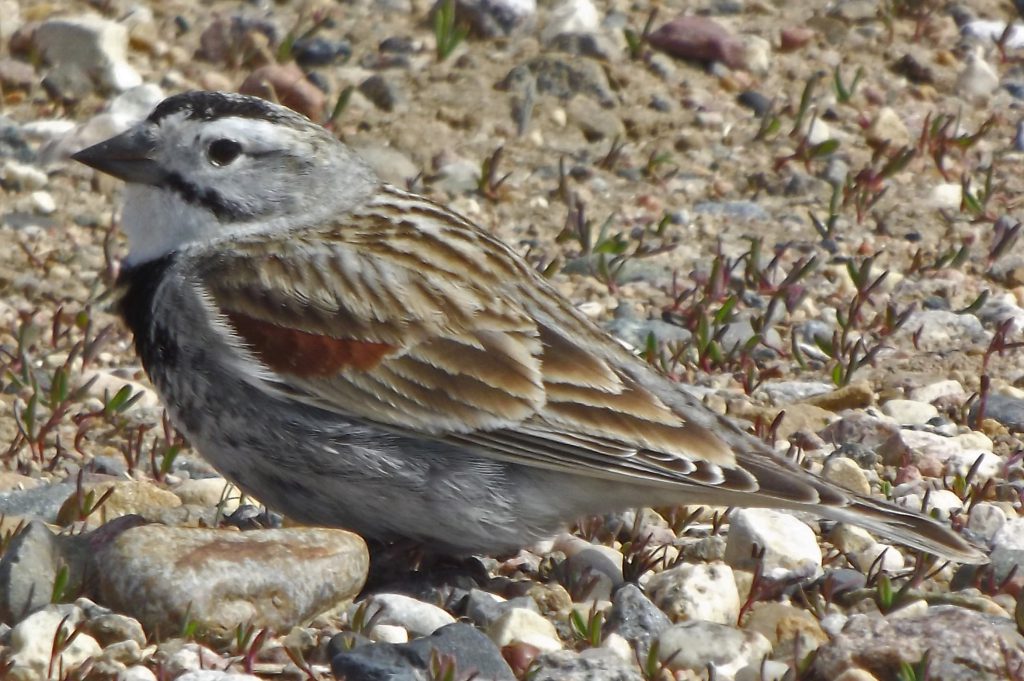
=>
[71,125,165,186]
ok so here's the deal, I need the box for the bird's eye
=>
[207,139,243,166]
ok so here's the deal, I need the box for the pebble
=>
[780,25,815,51]
[56,479,182,526]
[973,393,1024,432]
[359,74,405,112]
[897,489,964,522]
[990,517,1024,581]
[540,0,599,43]
[647,15,745,68]
[177,673,262,681]
[500,56,615,106]
[488,607,563,651]
[741,34,772,75]
[6,604,103,680]
[743,602,827,655]
[830,524,904,571]
[604,584,671,656]
[658,621,772,677]
[956,50,1001,99]
[356,593,456,637]
[645,561,739,624]
[822,457,871,495]
[557,535,624,601]
[944,449,1000,483]
[449,0,536,37]
[725,509,822,580]
[530,648,642,680]
[239,63,325,120]
[1,160,48,190]
[812,606,1024,679]
[967,502,1007,543]
[30,190,56,214]
[908,379,966,405]
[865,107,910,147]
[95,525,368,635]
[333,623,515,681]
[172,477,243,514]
[880,399,937,426]
[33,15,142,92]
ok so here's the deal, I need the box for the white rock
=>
[834,670,882,681]
[898,489,964,521]
[992,517,1024,551]
[1,161,48,190]
[952,431,993,451]
[33,15,142,92]
[968,502,1007,543]
[822,457,871,495]
[81,369,162,410]
[658,621,771,678]
[956,51,1000,99]
[645,561,739,624]
[8,605,102,678]
[885,598,928,619]
[819,612,848,637]
[108,84,165,119]
[121,666,159,681]
[737,659,789,681]
[177,673,262,681]
[556,535,623,601]
[0,0,20,40]
[39,86,164,165]
[881,399,938,425]
[929,183,963,209]
[599,632,633,663]
[540,0,599,43]
[173,478,244,513]
[962,20,1024,48]
[725,509,822,580]
[945,450,1001,483]
[866,107,910,147]
[805,118,833,146]
[30,191,57,215]
[368,623,409,644]
[909,379,966,404]
[488,607,562,651]
[357,593,455,637]
[742,35,772,76]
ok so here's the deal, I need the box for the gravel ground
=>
[2,0,1024,679]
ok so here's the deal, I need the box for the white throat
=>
[120,184,214,266]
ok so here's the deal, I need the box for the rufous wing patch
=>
[224,310,394,376]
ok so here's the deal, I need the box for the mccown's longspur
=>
[71,90,985,562]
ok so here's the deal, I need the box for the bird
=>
[71,90,985,563]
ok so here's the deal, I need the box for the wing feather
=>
[193,207,745,490]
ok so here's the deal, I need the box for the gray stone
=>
[531,648,642,680]
[896,310,991,353]
[658,621,771,677]
[974,393,1024,432]
[500,56,614,106]
[332,622,515,681]
[692,200,770,221]
[604,584,671,656]
[0,481,75,521]
[0,521,68,624]
[356,593,456,637]
[33,15,141,92]
[359,75,405,113]
[811,605,1024,681]
[444,0,535,37]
